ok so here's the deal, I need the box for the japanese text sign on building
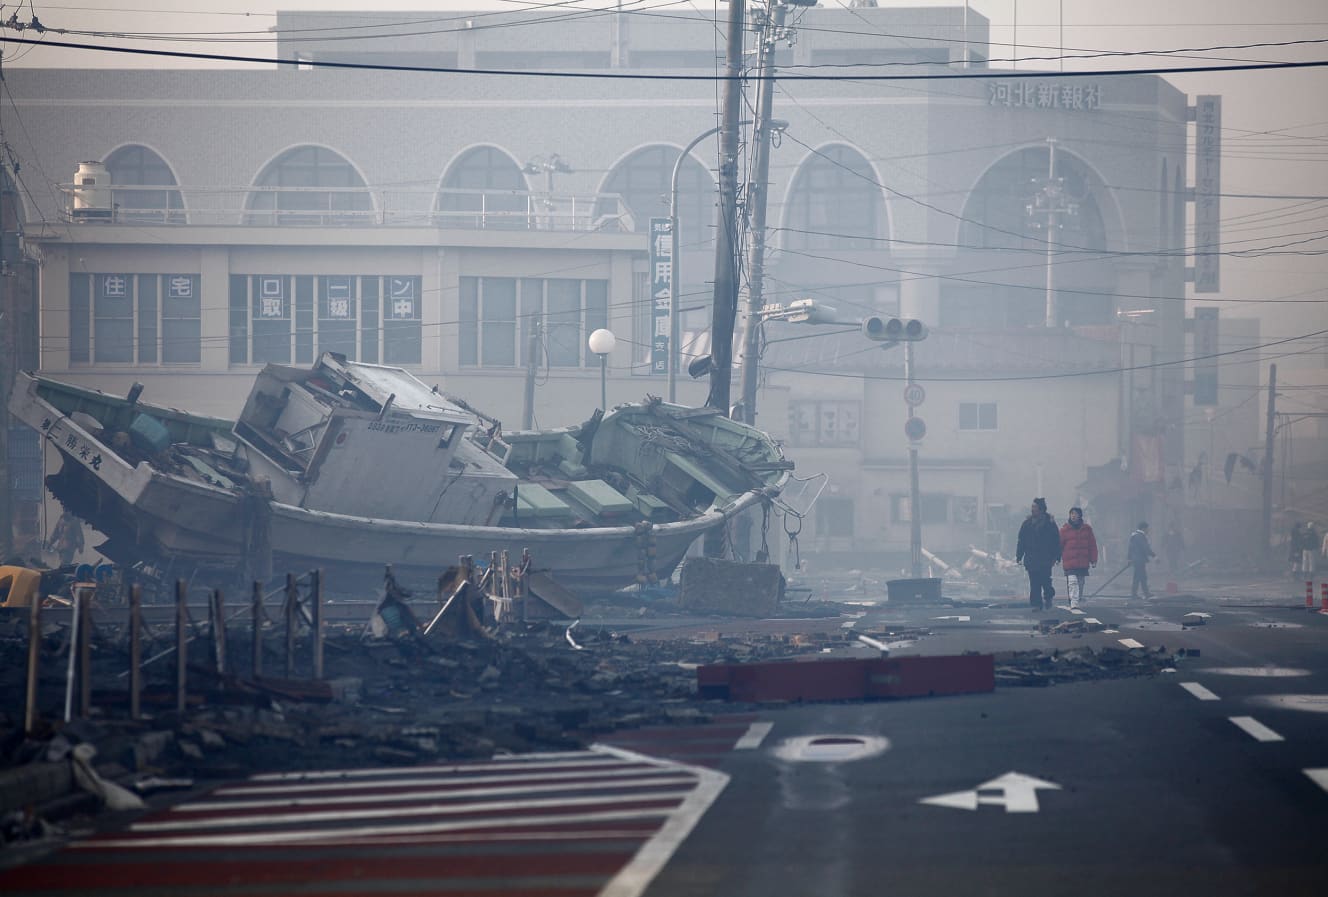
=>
[327,277,352,319]
[167,275,194,299]
[649,217,673,376]
[987,81,1103,111]
[1193,95,1222,293]
[389,277,416,319]
[259,276,284,318]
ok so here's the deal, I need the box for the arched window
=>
[105,145,184,223]
[598,145,715,241]
[783,145,887,250]
[247,146,371,225]
[437,147,529,229]
[957,145,1112,326]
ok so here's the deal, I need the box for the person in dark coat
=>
[1059,506,1098,609]
[1016,497,1061,611]
[1128,521,1156,599]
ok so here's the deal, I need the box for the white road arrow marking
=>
[919,772,1061,814]
[1184,612,1213,618]
[933,615,971,622]
[1305,769,1328,794]
[1118,638,1145,649]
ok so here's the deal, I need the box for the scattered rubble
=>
[0,586,1183,855]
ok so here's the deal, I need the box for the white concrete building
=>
[4,6,1219,568]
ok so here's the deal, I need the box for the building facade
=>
[5,6,1207,568]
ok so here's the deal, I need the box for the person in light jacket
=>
[1016,497,1061,612]
[1128,521,1156,600]
[1059,507,1098,610]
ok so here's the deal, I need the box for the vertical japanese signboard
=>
[1193,306,1218,405]
[649,217,673,375]
[1194,95,1221,293]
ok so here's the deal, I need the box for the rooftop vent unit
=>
[71,161,112,222]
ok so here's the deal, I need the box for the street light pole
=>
[906,341,922,577]
[588,328,616,412]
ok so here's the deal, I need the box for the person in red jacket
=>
[1059,506,1098,609]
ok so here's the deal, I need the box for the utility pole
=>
[0,158,15,561]
[705,0,744,415]
[1261,363,1276,568]
[736,0,788,426]
[521,318,541,429]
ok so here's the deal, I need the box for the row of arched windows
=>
[100,142,892,248]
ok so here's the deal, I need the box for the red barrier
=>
[697,653,995,703]
[1307,581,1315,609]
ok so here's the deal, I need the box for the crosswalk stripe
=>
[1229,716,1285,743]
[1179,682,1221,701]
[734,721,774,750]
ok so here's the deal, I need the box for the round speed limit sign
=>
[903,383,926,407]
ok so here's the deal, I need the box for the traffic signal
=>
[862,316,927,342]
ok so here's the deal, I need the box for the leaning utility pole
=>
[705,0,744,414]
[736,0,788,426]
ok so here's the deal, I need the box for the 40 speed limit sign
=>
[903,383,926,407]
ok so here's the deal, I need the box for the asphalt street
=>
[645,576,1328,897]
[2,573,1324,896]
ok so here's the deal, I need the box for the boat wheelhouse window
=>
[459,276,608,369]
[227,274,421,367]
[68,273,201,366]
[437,423,459,449]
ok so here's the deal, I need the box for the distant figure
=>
[1303,522,1320,576]
[1128,521,1156,600]
[1016,497,1061,612]
[1059,506,1098,610]
[1289,521,1306,577]
[48,510,84,567]
[1162,525,1185,574]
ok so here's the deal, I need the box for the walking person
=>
[1289,521,1305,577]
[1303,522,1320,576]
[1128,521,1156,599]
[1059,506,1098,610]
[1016,497,1061,612]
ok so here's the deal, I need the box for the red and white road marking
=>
[0,747,726,897]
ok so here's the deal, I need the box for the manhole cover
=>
[771,735,890,763]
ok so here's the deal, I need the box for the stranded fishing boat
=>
[8,354,792,595]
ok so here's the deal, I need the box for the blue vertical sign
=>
[649,217,672,375]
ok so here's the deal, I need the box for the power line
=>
[5,35,1328,79]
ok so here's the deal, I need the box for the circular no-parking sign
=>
[904,416,926,442]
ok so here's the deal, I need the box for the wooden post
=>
[211,589,226,676]
[78,587,92,719]
[129,584,142,720]
[284,572,297,678]
[251,580,263,678]
[24,583,41,734]
[175,579,187,714]
[311,569,324,680]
